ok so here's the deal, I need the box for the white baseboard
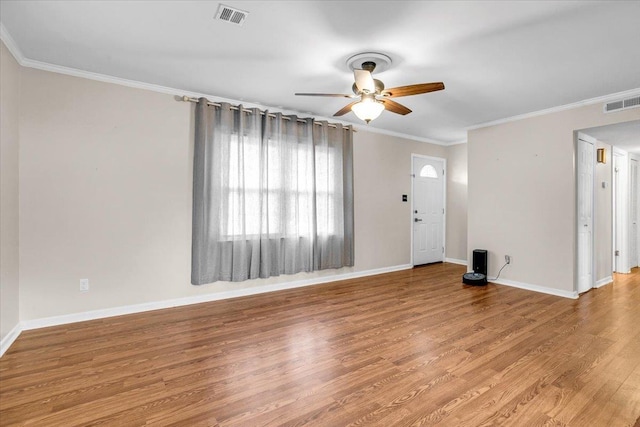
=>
[595,276,613,288]
[491,278,579,299]
[21,264,413,332]
[0,322,23,358]
[445,258,468,266]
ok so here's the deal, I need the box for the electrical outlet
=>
[505,255,511,264]
[80,279,89,292]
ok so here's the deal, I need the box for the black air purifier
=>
[463,249,488,285]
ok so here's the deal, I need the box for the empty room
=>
[1,1,639,426]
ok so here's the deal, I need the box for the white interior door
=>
[613,149,630,273]
[412,156,445,265]
[577,137,594,293]
[630,158,638,268]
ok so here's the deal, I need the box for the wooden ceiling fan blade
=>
[334,101,359,117]
[295,93,355,98]
[354,69,375,93]
[380,99,412,115]
[382,82,445,98]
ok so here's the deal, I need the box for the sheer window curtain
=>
[192,98,354,284]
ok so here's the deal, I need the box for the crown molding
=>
[22,57,454,147]
[448,139,468,146]
[0,23,25,64]
[8,23,632,147]
[353,125,452,146]
[467,88,640,132]
[0,25,453,147]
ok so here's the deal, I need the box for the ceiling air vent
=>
[215,4,249,26]
[604,95,640,113]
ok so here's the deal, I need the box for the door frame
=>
[410,154,447,266]
[631,155,640,269]
[613,146,630,273]
[575,132,596,293]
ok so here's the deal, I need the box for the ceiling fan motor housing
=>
[352,79,385,95]
[361,61,377,72]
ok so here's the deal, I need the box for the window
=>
[192,101,354,283]
[224,134,324,239]
[419,164,438,178]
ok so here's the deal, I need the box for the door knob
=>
[415,218,422,222]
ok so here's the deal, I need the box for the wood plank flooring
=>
[1,263,639,426]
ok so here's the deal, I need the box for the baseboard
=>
[445,258,468,266]
[0,322,23,358]
[21,264,413,332]
[491,278,579,299]
[595,276,613,288]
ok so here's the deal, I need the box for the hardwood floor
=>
[1,263,639,426]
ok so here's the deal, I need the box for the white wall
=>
[445,143,468,262]
[468,105,640,294]
[15,64,467,322]
[353,131,448,270]
[19,67,194,320]
[0,41,21,343]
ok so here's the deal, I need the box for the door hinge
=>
[442,247,444,253]
[615,250,620,256]
[442,208,445,214]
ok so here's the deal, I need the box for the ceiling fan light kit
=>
[351,97,385,124]
[295,51,445,124]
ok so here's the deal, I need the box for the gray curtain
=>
[192,98,354,284]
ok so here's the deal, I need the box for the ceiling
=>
[2,1,640,144]
[582,120,640,155]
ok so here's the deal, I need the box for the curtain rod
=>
[180,96,355,131]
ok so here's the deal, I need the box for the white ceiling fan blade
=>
[354,69,375,94]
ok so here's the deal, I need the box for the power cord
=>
[488,261,509,281]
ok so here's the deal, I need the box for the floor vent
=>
[215,4,249,26]
[604,95,640,113]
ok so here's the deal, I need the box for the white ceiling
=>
[582,120,640,155]
[2,1,640,144]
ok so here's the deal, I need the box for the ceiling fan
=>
[295,53,445,123]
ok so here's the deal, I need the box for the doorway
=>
[577,120,640,291]
[613,147,630,273]
[411,155,445,266]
